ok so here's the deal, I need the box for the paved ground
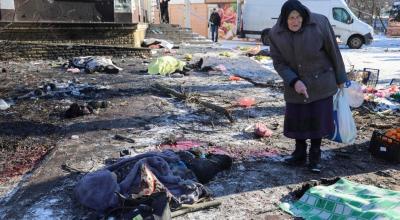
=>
[0,43,399,220]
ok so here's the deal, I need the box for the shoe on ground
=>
[283,155,306,166]
[308,163,323,173]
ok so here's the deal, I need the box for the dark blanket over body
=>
[74,150,210,212]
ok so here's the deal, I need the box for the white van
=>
[239,0,373,49]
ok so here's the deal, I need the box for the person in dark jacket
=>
[160,0,170,24]
[269,0,348,173]
[209,8,221,42]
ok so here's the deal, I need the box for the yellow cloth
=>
[148,56,186,75]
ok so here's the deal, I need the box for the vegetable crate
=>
[347,67,379,87]
[363,68,379,87]
[369,130,400,163]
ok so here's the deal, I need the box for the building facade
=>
[167,0,238,38]
[0,0,155,23]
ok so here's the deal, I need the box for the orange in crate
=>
[369,130,400,162]
[385,128,400,142]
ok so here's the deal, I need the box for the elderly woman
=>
[269,0,348,173]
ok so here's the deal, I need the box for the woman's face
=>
[287,10,303,32]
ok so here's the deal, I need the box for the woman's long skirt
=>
[284,96,334,139]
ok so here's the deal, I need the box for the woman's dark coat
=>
[269,11,348,104]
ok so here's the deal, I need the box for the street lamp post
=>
[184,0,191,28]
[236,0,242,35]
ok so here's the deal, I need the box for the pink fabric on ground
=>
[160,140,279,159]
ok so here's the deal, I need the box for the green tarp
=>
[280,178,400,220]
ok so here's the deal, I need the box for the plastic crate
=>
[389,78,400,85]
[363,68,380,87]
[369,130,400,162]
[347,68,380,87]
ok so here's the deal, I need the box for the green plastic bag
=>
[148,56,186,76]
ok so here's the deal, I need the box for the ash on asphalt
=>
[0,43,399,220]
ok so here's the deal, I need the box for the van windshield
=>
[333,8,352,24]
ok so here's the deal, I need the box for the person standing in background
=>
[209,8,221,42]
[160,0,170,23]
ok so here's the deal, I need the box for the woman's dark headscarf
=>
[279,0,310,30]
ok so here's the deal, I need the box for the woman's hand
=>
[294,80,309,98]
[338,83,344,89]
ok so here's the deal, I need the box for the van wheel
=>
[261,29,270,45]
[347,36,363,49]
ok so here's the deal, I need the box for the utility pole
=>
[184,0,191,28]
[236,0,242,35]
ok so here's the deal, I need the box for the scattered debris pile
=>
[235,45,271,58]
[363,84,399,113]
[152,83,234,122]
[65,101,109,118]
[17,81,110,100]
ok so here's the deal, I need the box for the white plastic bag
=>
[0,99,10,110]
[329,89,357,144]
[343,81,364,108]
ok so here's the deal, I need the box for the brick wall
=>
[13,0,114,22]
[0,41,151,60]
[0,22,148,47]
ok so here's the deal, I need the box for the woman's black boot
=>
[308,139,322,173]
[284,139,307,166]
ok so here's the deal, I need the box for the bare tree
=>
[345,0,398,34]
[347,0,394,25]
